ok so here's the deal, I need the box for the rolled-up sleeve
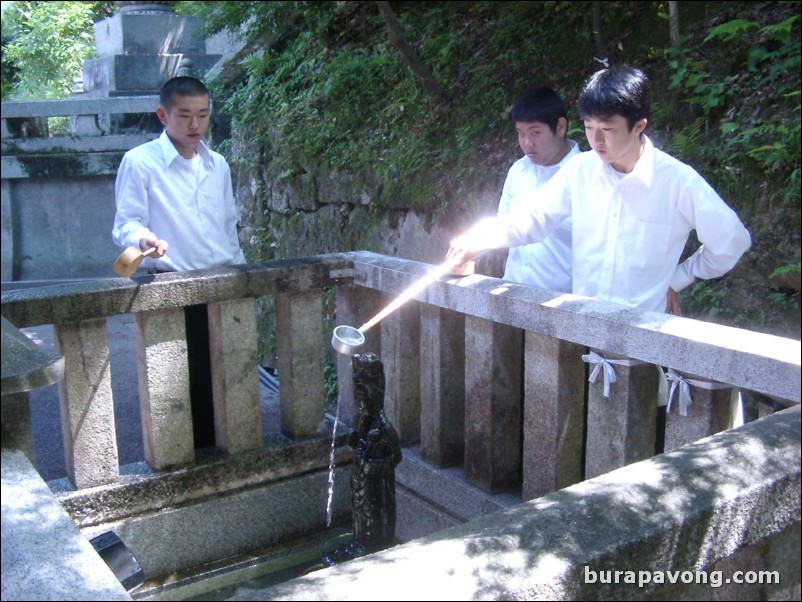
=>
[112,154,154,249]
[670,178,751,292]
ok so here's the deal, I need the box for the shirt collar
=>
[560,139,581,166]
[602,134,655,186]
[158,130,213,167]
[528,139,581,174]
[631,134,655,186]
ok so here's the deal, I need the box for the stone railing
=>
[1,95,159,141]
[1,251,799,590]
[1,96,161,281]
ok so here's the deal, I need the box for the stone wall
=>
[235,160,507,271]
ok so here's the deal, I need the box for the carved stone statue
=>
[323,352,402,565]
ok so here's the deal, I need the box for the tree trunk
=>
[669,1,681,49]
[592,1,607,60]
[375,1,447,107]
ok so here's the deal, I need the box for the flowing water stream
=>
[325,401,342,527]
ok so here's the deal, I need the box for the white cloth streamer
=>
[581,351,647,398]
[665,369,733,417]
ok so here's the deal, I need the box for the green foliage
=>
[5,1,798,337]
[323,352,338,413]
[188,0,801,223]
[687,280,728,318]
[321,286,338,411]
[180,1,605,210]
[703,18,760,43]
[768,262,801,310]
[1,1,115,99]
[661,9,801,208]
[771,262,801,280]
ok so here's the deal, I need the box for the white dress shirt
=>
[112,131,246,272]
[469,135,751,312]
[497,140,581,292]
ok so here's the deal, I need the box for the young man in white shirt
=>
[112,76,246,449]
[497,86,581,293]
[112,76,245,272]
[449,65,751,314]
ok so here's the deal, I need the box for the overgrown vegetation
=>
[180,2,797,205]
[1,1,115,99]
[197,4,603,201]
[175,0,799,335]
[651,3,801,329]
[2,1,798,337]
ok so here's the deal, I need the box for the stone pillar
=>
[381,300,421,445]
[276,290,325,439]
[208,298,262,453]
[334,284,382,429]
[419,305,465,467]
[522,332,585,500]
[584,349,658,479]
[135,308,194,470]
[1,179,12,281]
[464,316,521,492]
[663,371,736,451]
[54,319,119,488]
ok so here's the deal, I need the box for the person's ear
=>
[556,117,568,138]
[156,106,168,126]
[634,118,647,136]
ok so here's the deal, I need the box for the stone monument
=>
[322,352,403,565]
[79,1,221,98]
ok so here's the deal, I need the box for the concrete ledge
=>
[395,446,520,542]
[1,449,131,601]
[229,406,801,601]
[2,133,158,155]
[1,151,127,179]
[1,96,159,119]
[81,466,353,579]
[0,255,355,328]
[1,315,63,395]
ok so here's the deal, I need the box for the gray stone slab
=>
[225,406,801,601]
[94,12,207,56]
[1,316,63,395]
[1,448,131,601]
[81,467,352,579]
[396,446,520,525]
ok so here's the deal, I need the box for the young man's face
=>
[156,94,211,159]
[583,114,646,173]
[516,117,568,166]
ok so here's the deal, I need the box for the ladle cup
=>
[113,246,157,278]
[330,251,486,355]
[331,324,366,355]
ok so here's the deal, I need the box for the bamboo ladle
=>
[113,246,157,278]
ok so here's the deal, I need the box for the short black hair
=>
[510,86,567,134]
[577,65,651,131]
[159,76,210,110]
